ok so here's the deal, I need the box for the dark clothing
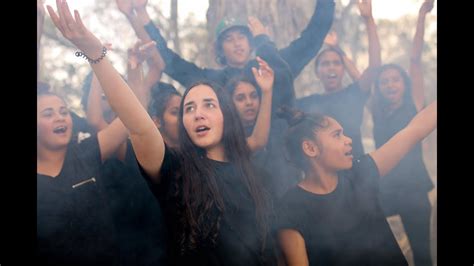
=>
[373,102,434,266]
[144,0,335,109]
[141,147,273,266]
[70,111,96,144]
[37,136,167,266]
[100,140,168,266]
[146,23,293,109]
[37,135,120,266]
[277,155,407,266]
[296,82,369,158]
[246,118,301,199]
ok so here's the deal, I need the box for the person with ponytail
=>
[275,100,436,265]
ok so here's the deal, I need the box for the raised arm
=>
[324,31,361,81]
[246,57,273,152]
[127,40,164,110]
[357,0,382,92]
[133,0,212,87]
[47,0,165,180]
[278,0,335,78]
[278,229,309,266]
[410,0,434,112]
[369,100,437,177]
[250,17,294,109]
[86,73,109,131]
[116,0,166,78]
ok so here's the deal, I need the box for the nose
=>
[54,113,66,122]
[345,135,352,146]
[244,97,253,106]
[194,108,205,121]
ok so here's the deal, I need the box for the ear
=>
[302,139,319,158]
[152,116,161,129]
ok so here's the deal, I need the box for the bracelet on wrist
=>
[75,46,107,64]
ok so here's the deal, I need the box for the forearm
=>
[126,13,152,42]
[90,55,156,136]
[247,90,273,152]
[279,0,335,77]
[87,74,108,131]
[364,16,381,69]
[411,13,427,63]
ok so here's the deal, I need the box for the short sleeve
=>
[350,154,380,192]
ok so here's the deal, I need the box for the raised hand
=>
[116,0,134,17]
[47,0,103,59]
[358,0,373,19]
[248,16,268,37]
[128,40,157,69]
[420,0,434,16]
[252,56,274,93]
[324,31,339,47]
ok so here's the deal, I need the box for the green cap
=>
[215,17,249,39]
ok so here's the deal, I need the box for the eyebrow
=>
[40,108,53,114]
[203,98,217,103]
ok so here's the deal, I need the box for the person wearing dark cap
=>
[126,0,334,110]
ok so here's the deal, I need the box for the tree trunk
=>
[170,0,181,53]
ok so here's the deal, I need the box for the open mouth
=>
[53,125,68,134]
[344,150,353,157]
[196,126,210,133]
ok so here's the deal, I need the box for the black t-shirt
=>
[99,140,168,266]
[296,82,369,158]
[141,147,270,266]
[373,102,434,206]
[276,155,407,266]
[37,135,120,266]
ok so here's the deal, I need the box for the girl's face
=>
[316,51,345,92]
[37,95,73,150]
[156,94,181,147]
[182,85,224,152]
[221,29,251,68]
[378,68,406,105]
[232,81,260,127]
[313,117,353,171]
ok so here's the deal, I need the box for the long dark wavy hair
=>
[177,81,270,254]
[371,64,414,121]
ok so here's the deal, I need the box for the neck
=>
[227,61,247,69]
[323,85,343,94]
[300,165,338,195]
[206,144,227,162]
[37,145,67,177]
[387,100,403,112]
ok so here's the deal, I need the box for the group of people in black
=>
[37,0,436,265]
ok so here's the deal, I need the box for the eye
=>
[60,110,69,116]
[235,95,245,102]
[184,105,195,113]
[206,102,216,108]
[42,111,53,118]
